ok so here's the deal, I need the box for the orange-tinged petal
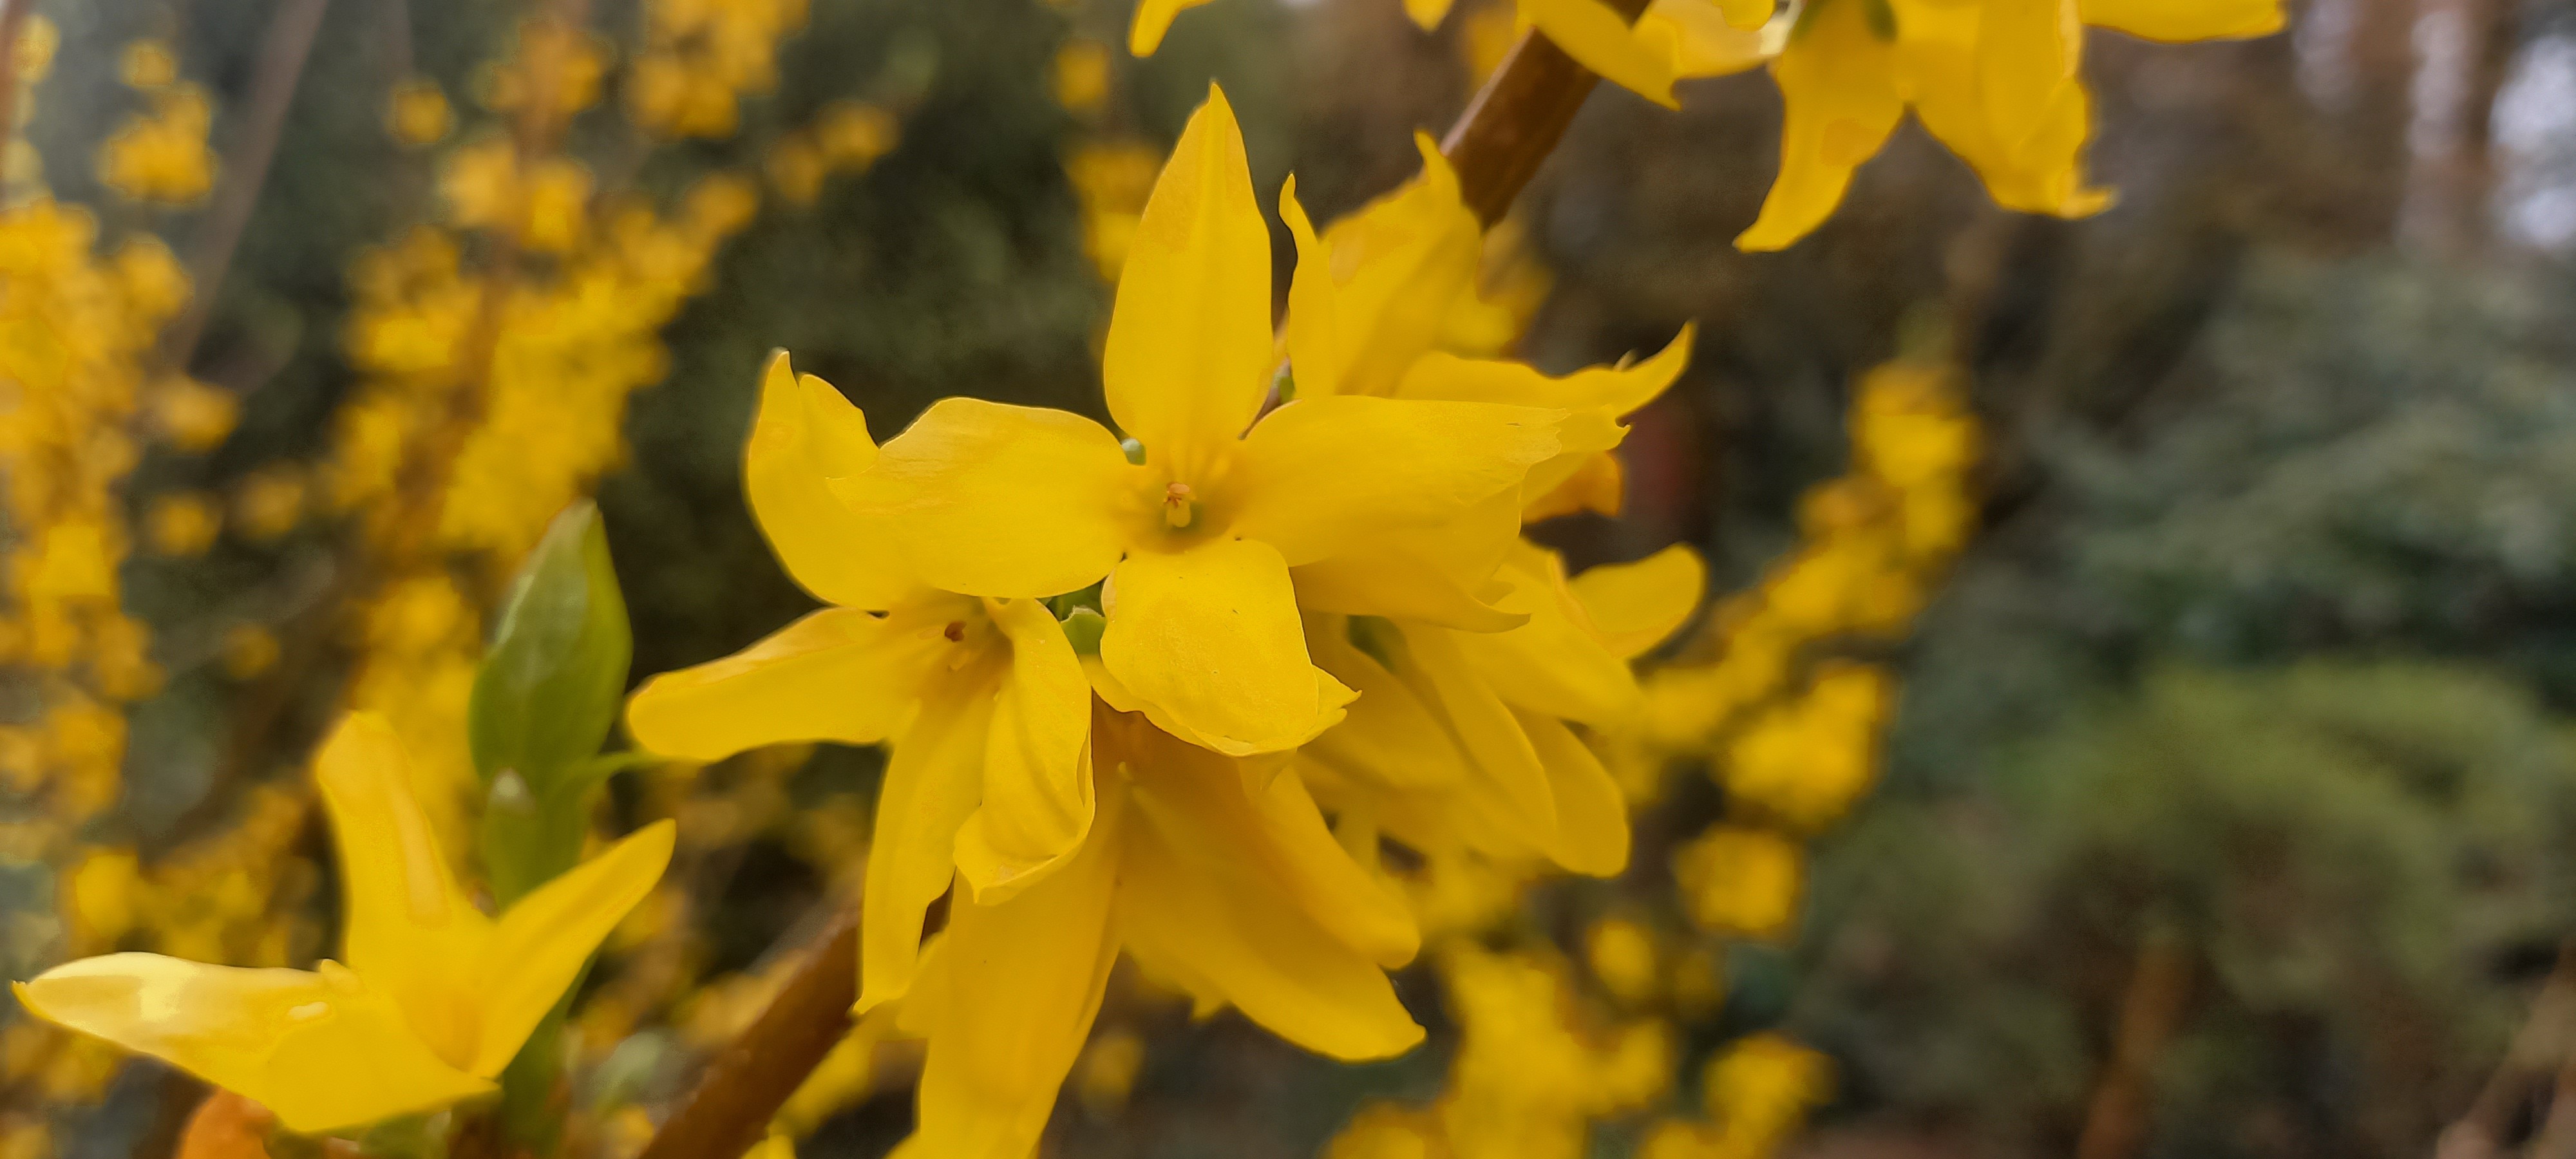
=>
[624,600,959,761]
[471,820,674,1077]
[954,598,1096,904]
[856,669,997,1014]
[1522,711,1629,875]
[744,351,913,610]
[17,957,491,1135]
[1521,0,1682,107]
[2078,0,2281,41]
[853,399,1133,599]
[1101,538,1354,756]
[1568,543,1705,657]
[1233,395,1561,567]
[1102,85,1273,478]
[313,714,490,1069]
[1736,0,1904,250]
[899,800,1122,1159]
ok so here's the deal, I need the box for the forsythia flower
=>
[14,714,674,1134]
[98,84,216,205]
[1730,0,2287,249]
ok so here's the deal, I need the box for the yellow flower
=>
[842,88,1565,757]
[14,713,674,1135]
[1672,825,1800,939]
[387,79,453,147]
[97,86,216,205]
[893,707,1421,1159]
[625,352,1097,1023]
[1734,0,2285,250]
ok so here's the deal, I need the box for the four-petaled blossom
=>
[838,85,1566,758]
[626,350,1095,1021]
[14,713,674,1135]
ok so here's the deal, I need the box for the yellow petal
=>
[1406,0,1457,29]
[624,601,959,761]
[1399,623,1558,849]
[856,672,998,1015]
[17,957,491,1135]
[1102,85,1273,478]
[1291,489,1528,633]
[901,800,1122,1159]
[1392,328,1690,501]
[853,398,1133,599]
[1303,615,1473,793]
[1522,451,1625,521]
[1974,0,2083,164]
[1309,135,1484,399]
[1568,543,1705,657]
[313,713,491,1069]
[1115,740,1423,1059]
[1735,0,1904,250]
[1130,0,1218,53]
[954,598,1096,904]
[1639,0,1774,78]
[1233,395,1561,567]
[2078,0,2281,41]
[1450,544,1641,725]
[1280,175,1345,400]
[1520,0,1681,107]
[1521,711,1629,875]
[472,820,674,1077]
[744,351,913,610]
[1903,2,2110,218]
[1100,538,1354,756]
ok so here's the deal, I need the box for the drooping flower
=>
[624,351,1095,1016]
[837,86,1566,758]
[14,713,674,1135]
[892,706,1422,1159]
[1732,0,2286,249]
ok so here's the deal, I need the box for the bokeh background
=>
[6,0,2576,1155]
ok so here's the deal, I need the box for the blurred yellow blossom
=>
[99,85,216,205]
[1672,825,1800,939]
[1054,39,1113,114]
[219,624,280,681]
[629,0,808,138]
[388,78,453,146]
[118,41,178,90]
[1642,1034,1832,1159]
[1075,1027,1147,1115]
[231,466,306,542]
[146,492,222,557]
[148,377,238,452]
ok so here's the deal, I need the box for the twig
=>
[160,0,335,374]
[2438,939,2576,1159]
[629,9,1653,1155]
[635,907,859,1159]
[2074,931,2194,1159]
[0,0,28,191]
[1438,0,1651,227]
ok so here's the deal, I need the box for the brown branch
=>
[630,11,1651,1156]
[2438,939,2576,1159]
[636,907,859,1159]
[2074,932,2194,1159]
[1439,0,1650,227]
[0,0,30,190]
[160,0,335,374]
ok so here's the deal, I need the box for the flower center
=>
[1162,482,1198,530]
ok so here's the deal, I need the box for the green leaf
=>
[470,502,632,797]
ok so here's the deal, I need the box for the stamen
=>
[1162,482,1197,529]
[943,621,965,643]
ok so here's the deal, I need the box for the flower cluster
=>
[625,84,1705,1156]
[629,0,809,139]
[97,40,216,206]
[1138,0,2283,250]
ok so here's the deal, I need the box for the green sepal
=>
[470,502,632,797]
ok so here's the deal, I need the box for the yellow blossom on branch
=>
[14,714,673,1135]
[98,84,216,205]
